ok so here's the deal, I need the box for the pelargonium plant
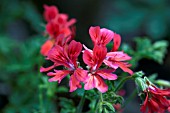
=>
[40,5,170,113]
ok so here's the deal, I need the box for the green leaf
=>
[155,79,170,87]
[103,101,115,112]
[148,73,158,82]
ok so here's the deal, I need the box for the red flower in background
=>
[83,45,117,93]
[41,5,76,56]
[40,40,88,92]
[43,5,59,22]
[140,85,170,113]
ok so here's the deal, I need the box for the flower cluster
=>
[40,5,76,56]
[140,79,170,113]
[40,5,133,93]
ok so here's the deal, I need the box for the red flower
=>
[40,39,54,56]
[41,5,76,56]
[89,26,114,46]
[45,12,76,39]
[83,45,117,93]
[43,5,59,22]
[140,85,170,113]
[113,103,123,113]
[40,34,72,56]
[40,40,88,92]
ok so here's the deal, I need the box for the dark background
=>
[0,0,170,113]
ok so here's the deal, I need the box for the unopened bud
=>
[135,77,147,92]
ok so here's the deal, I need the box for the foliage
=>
[0,34,169,112]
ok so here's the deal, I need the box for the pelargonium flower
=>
[88,26,133,75]
[140,85,170,113]
[41,5,76,56]
[40,40,87,92]
[103,33,133,75]
[46,17,76,38]
[104,51,133,75]
[89,26,114,46]
[43,5,59,22]
[83,45,117,93]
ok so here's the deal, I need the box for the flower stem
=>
[114,76,133,92]
[95,91,103,113]
[76,91,86,113]
[99,91,103,102]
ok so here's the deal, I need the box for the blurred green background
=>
[0,0,170,113]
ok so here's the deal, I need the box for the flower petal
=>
[150,86,170,96]
[69,74,82,92]
[103,59,119,69]
[48,45,70,68]
[97,70,117,80]
[47,70,70,83]
[74,68,88,82]
[43,5,59,22]
[116,62,133,75]
[67,18,76,27]
[89,26,101,44]
[100,28,114,46]
[84,74,108,93]
[40,64,55,72]
[40,40,54,56]
[46,20,60,38]
[93,45,107,69]
[84,74,95,90]
[106,51,131,61]
[68,40,82,64]
[94,75,108,93]
[140,93,148,113]
[83,50,94,67]
[111,33,121,51]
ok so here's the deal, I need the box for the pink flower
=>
[89,26,114,46]
[111,33,121,52]
[83,45,117,93]
[40,40,88,92]
[88,27,133,75]
[140,85,170,113]
[104,51,133,75]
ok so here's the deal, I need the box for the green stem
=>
[76,91,86,113]
[95,91,103,113]
[38,57,44,112]
[39,87,44,112]
[114,76,133,92]
[99,92,103,102]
